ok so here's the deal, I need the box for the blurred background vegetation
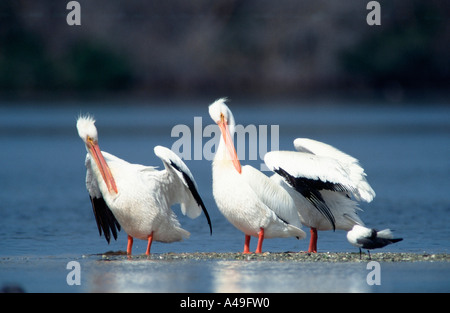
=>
[0,0,448,102]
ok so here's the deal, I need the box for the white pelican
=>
[265,138,375,253]
[208,98,306,254]
[347,225,403,259]
[76,115,212,255]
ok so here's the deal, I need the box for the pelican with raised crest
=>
[76,115,212,255]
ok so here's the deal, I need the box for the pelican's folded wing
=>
[240,165,304,234]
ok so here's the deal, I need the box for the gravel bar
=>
[96,251,450,262]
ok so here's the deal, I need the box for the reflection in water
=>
[85,258,371,293]
[211,260,370,293]
[87,259,207,292]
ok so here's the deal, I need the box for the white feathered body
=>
[86,151,193,243]
[347,225,402,250]
[212,150,305,240]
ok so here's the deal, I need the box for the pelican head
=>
[208,98,241,173]
[208,98,235,128]
[77,115,98,144]
[77,115,118,194]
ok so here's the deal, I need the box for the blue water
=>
[0,99,449,292]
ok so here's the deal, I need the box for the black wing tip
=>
[304,193,336,231]
[169,161,213,236]
[205,208,213,236]
[358,236,403,250]
[196,197,213,236]
[89,196,121,244]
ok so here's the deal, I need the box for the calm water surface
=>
[0,99,449,292]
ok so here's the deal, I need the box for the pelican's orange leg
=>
[308,228,318,253]
[255,228,264,254]
[243,235,251,254]
[145,232,154,255]
[127,235,134,255]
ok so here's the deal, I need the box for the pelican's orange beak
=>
[217,114,242,174]
[87,137,118,194]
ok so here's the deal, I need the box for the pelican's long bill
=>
[217,114,242,174]
[87,137,118,194]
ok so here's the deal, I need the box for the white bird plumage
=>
[293,138,375,202]
[77,115,212,255]
[347,224,403,259]
[265,137,374,253]
[209,98,306,254]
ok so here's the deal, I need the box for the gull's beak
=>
[217,115,242,174]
